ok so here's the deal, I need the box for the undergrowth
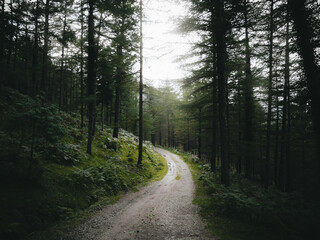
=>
[0,88,167,240]
[174,150,320,240]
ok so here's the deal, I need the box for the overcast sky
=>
[142,0,193,88]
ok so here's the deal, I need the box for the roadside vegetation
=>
[1,0,319,239]
[172,149,320,240]
[0,88,167,240]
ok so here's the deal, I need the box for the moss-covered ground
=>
[0,88,167,240]
[168,148,319,240]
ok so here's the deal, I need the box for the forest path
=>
[61,148,212,240]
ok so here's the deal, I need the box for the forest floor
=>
[61,148,213,240]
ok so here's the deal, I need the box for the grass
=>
[23,132,168,240]
[0,89,168,240]
[172,150,319,240]
[26,194,122,240]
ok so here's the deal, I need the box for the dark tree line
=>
[0,0,144,161]
[1,0,319,195]
[141,0,320,197]
[179,0,319,194]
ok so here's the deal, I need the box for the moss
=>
[22,132,168,240]
[172,149,316,240]
[0,92,168,240]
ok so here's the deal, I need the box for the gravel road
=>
[61,148,213,240]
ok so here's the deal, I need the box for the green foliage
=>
[0,88,66,177]
[47,143,83,165]
[0,88,167,240]
[175,149,320,240]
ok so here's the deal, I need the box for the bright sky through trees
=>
[143,0,193,88]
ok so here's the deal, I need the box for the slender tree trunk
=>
[59,44,65,107]
[113,37,124,138]
[23,24,30,94]
[211,28,218,171]
[211,77,218,172]
[41,0,50,93]
[167,110,170,147]
[59,11,67,108]
[13,4,20,73]
[86,0,96,154]
[198,108,202,160]
[113,11,127,139]
[237,78,242,174]
[12,0,21,85]
[283,13,291,192]
[80,1,85,128]
[69,64,73,108]
[28,121,37,176]
[286,81,291,191]
[274,76,279,186]
[138,0,143,165]
[186,119,190,151]
[216,0,229,186]
[0,0,5,88]
[279,23,289,191]
[243,0,254,179]
[113,83,121,138]
[264,0,274,189]
[31,0,40,97]
[101,99,104,131]
[6,0,14,68]
[172,127,175,147]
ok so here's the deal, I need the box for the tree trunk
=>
[210,20,218,171]
[237,78,242,174]
[138,0,143,165]
[69,64,73,108]
[243,0,254,179]
[41,0,50,93]
[211,80,218,171]
[59,11,67,108]
[283,13,291,192]
[80,1,85,128]
[101,100,104,131]
[13,5,20,73]
[274,75,279,186]
[113,84,121,138]
[216,0,229,186]
[86,0,96,154]
[264,0,274,189]
[0,0,5,88]
[287,0,320,188]
[198,108,202,160]
[31,0,40,97]
[167,110,170,147]
[28,121,37,176]
[6,0,14,68]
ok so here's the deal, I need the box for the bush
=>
[46,143,82,165]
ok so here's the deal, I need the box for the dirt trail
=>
[61,148,213,240]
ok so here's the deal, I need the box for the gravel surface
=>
[61,148,213,240]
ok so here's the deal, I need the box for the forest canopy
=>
[0,0,319,239]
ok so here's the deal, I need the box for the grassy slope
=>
[0,88,168,240]
[168,149,319,240]
[26,129,168,240]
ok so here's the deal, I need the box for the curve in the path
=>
[62,148,213,240]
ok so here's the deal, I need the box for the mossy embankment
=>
[169,148,319,240]
[0,88,167,240]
